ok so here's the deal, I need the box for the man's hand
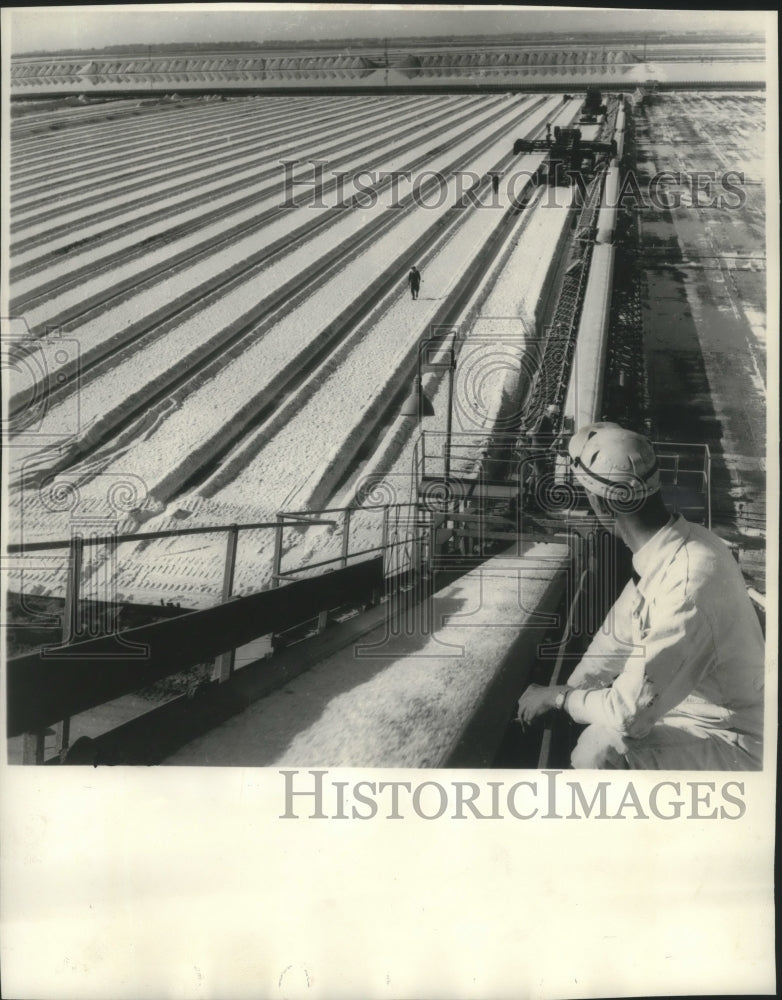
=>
[516,684,560,728]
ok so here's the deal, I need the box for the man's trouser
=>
[571,720,763,770]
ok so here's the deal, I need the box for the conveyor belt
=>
[163,541,570,767]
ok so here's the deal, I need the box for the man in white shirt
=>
[516,423,765,769]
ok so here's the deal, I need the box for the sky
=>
[6,5,770,55]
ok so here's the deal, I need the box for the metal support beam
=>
[22,732,46,765]
[271,516,284,589]
[55,717,71,759]
[444,360,454,481]
[214,525,240,683]
[341,507,353,568]
[61,535,84,644]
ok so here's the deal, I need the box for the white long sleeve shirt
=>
[565,515,765,745]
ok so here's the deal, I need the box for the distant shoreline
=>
[14,31,765,59]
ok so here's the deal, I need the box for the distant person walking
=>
[408,265,422,300]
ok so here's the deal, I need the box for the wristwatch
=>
[554,689,568,711]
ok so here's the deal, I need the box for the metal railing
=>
[655,441,711,528]
[271,502,426,583]
[7,556,387,762]
[413,430,711,526]
[7,501,432,628]
[6,501,434,762]
[6,517,332,646]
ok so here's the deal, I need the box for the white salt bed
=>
[83,199,469,500]
[11,95,396,197]
[212,149,561,513]
[55,110,570,606]
[4,484,277,606]
[447,196,574,468]
[11,100,279,198]
[145,102,575,517]
[13,129,363,237]
[498,186,575,325]
[163,545,569,766]
[11,94,432,218]
[11,95,407,175]
[13,135,288,230]
[11,101,416,268]
[12,166,255,272]
[210,99,576,501]
[10,96,270,166]
[329,106,581,520]
[11,96,487,289]
[450,322,534,439]
[8,96,580,608]
[15,94,510,319]
[12,94,473,241]
[10,94,378,177]
[17,97,560,482]
[12,95,437,203]
[2,480,155,604]
[353,187,575,490]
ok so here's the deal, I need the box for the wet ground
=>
[633,93,767,590]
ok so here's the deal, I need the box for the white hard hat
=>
[568,423,660,503]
